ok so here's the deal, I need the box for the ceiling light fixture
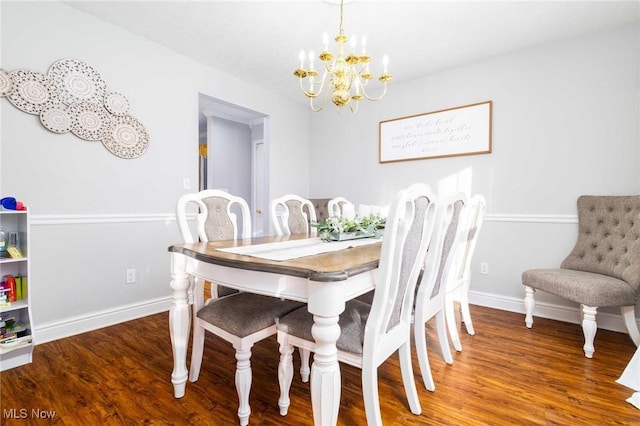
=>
[293,0,392,113]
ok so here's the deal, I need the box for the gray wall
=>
[0,1,310,342]
[308,23,640,329]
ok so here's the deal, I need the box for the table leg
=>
[308,280,345,426]
[169,253,191,398]
[310,314,341,426]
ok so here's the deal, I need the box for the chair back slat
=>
[270,195,317,236]
[176,189,252,243]
[366,184,437,344]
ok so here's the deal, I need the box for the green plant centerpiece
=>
[312,214,386,242]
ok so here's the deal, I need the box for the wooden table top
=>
[169,234,382,282]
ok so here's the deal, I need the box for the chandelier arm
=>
[297,77,314,98]
[359,82,388,102]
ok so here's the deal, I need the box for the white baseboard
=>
[33,297,172,344]
[469,290,640,335]
[32,291,638,345]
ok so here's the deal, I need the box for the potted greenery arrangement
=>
[311,214,386,242]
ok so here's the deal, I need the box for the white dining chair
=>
[413,192,467,391]
[270,194,317,236]
[276,183,438,425]
[327,196,355,218]
[176,189,304,426]
[445,194,486,351]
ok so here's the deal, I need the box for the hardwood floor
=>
[1,305,637,425]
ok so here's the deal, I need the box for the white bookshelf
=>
[0,209,33,371]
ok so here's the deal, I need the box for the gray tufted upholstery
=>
[310,198,331,221]
[522,195,640,357]
[523,195,640,307]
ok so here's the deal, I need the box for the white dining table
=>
[167,234,382,425]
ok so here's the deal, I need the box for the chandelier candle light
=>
[294,0,392,113]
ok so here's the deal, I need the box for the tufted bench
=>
[522,195,640,358]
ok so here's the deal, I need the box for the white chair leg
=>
[299,347,311,383]
[234,347,252,426]
[398,341,422,415]
[278,342,295,416]
[414,315,435,391]
[524,286,535,328]
[621,305,640,347]
[189,323,205,382]
[459,293,475,335]
[435,310,453,365]
[581,305,597,359]
[361,356,383,426]
[445,293,462,352]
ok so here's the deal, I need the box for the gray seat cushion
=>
[278,300,371,355]
[197,293,304,338]
[522,268,636,307]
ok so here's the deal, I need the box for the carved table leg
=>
[169,253,191,398]
[308,280,345,426]
[310,314,341,426]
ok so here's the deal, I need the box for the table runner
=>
[217,236,381,261]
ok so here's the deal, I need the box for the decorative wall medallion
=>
[102,114,149,159]
[104,92,129,116]
[48,59,107,105]
[6,69,60,114]
[68,100,112,141]
[0,69,14,97]
[2,60,150,158]
[40,105,72,133]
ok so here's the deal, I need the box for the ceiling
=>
[62,0,639,108]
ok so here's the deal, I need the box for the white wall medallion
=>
[2,60,149,158]
[6,69,60,114]
[39,105,72,134]
[104,92,129,116]
[101,114,149,159]
[47,59,107,106]
[67,100,113,141]
[0,69,14,97]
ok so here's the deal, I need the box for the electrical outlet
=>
[480,262,489,275]
[126,268,136,284]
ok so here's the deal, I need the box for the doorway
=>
[198,94,270,236]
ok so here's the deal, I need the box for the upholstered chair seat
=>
[277,299,370,355]
[523,269,636,307]
[197,293,304,338]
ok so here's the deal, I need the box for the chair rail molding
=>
[485,214,577,224]
[30,213,576,226]
[31,213,186,226]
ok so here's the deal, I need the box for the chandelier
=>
[293,0,392,113]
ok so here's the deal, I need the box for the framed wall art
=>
[379,100,492,163]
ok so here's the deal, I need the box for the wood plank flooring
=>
[1,305,638,425]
